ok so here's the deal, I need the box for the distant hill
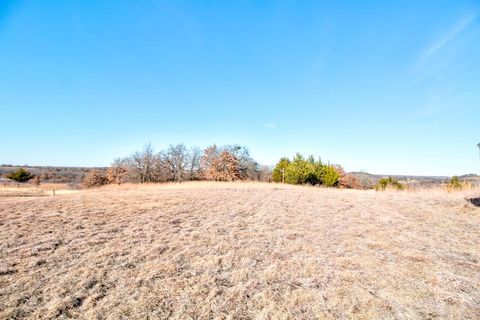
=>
[0,165,107,184]
[349,172,480,188]
[348,172,379,188]
[458,173,480,184]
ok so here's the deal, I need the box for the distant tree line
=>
[84,143,271,187]
[1,148,362,189]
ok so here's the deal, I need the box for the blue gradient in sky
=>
[1,0,479,175]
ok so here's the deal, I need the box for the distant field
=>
[0,184,79,197]
[0,165,106,184]
[0,182,479,319]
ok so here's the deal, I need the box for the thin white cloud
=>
[419,11,478,61]
[264,123,276,129]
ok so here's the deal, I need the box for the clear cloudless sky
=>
[1,0,479,176]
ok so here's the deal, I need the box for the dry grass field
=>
[0,184,79,198]
[0,182,479,319]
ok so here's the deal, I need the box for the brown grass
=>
[0,184,79,197]
[0,182,479,319]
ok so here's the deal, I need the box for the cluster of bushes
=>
[448,176,462,190]
[447,176,474,192]
[82,170,109,188]
[83,166,132,188]
[83,143,271,188]
[375,177,404,191]
[272,154,362,188]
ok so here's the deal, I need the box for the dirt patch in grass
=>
[0,182,479,319]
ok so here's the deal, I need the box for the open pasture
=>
[0,183,479,319]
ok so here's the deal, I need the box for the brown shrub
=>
[31,176,41,186]
[83,171,108,188]
[335,165,362,189]
[106,166,128,184]
[338,174,362,189]
[204,151,240,181]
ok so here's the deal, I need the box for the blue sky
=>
[1,0,479,176]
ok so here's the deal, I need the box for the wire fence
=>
[0,183,57,197]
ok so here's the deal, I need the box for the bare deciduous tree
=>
[257,165,272,182]
[201,145,220,175]
[153,156,169,182]
[113,142,266,184]
[129,143,157,183]
[161,144,189,182]
[188,146,202,180]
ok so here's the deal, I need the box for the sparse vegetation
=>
[448,176,462,190]
[0,165,102,184]
[447,175,475,192]
[375,177,404,191]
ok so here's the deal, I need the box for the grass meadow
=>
[0,182,479,319]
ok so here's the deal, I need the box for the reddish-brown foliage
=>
[204,151,240,181]
[335,165,362,189]
[106,166,128,184]
[31,176,41,186]
[83,171,108,188]
[338,174,363,189]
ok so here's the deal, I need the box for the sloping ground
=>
[0,183,479,319]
